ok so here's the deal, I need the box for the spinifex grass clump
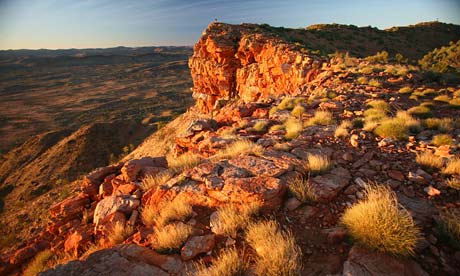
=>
[438,208,460,249]
[152,223,193,252]
[214,139,264,160]
[284,117,303,140]
[443,158,460,175]
[193,248,247,276]
[212,203,260,237]
[288,175,317,203]
[416,151,444,171]
[305,110,334,126]
[246,220,302,276]
[432,134,455,146]
[341,184,420,255]
[168,152,203,173]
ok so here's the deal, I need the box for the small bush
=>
[288,175,317,203]
[398,86,413,94]
[365,51,389,63]
[155,196,193,227]
[108,221,134,246]
[364,109,387,122]
[432,134,455,146]
[307,154,332,175]
[368,78,381,87]
[424,118,453,132]
[334,120,352,138]
[366,100,390,111]
[213,203,259,237]
[408,105,432,118]
[443,158,460,175]
[433,95,451,103]
[269,124,285,132]
[193,248,247,276]
[152,223,193,252]
[396,111,422,133]
[141,170,173,191]
[374,117,408,140]
[23,250,53,276]
[215,139,264,160]
[278,97,299,110]
[252,120,268,132]
[291,105,305,118]
[446,177,460,190]
[341,184,420,255]
[357,76,368,84]
[246,220,302,276]
[284,118,303,140]
[306,110,334,126]
[359,66,374,74]
[416,152,444,170]
[449,98,460,109]
[439,208,460,249]
[168,152,203,173]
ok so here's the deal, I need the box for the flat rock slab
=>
[228,155,289,177]
[94,195,140,226]
[41,244,182,276]
[342,245,428,276]
[397,193,437,225]
[181,234,215,261]
[311,166,351,202]
[208,176,286,208]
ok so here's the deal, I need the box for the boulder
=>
[93,195,140,226]
[121,157,167,182]
[342,245,428,276]
[311,167,351,202]
[41,244,178,276]
[181,234,215,261]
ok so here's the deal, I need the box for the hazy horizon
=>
[1,0,459,50]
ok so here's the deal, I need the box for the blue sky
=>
[0,0,459,50]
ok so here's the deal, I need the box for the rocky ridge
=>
[2,22,460,275]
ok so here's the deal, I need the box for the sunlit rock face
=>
[189,22,324,113]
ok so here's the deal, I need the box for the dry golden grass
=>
[288,175,317,203]
[141,204,157,227]
[424,118,454,133]
[366,100,390,112]
[284,118,303,140]
[334,120,352,138]
[432,134,455,146]
[443,158,460,175]
[446,177,460,190]
[416,151,444,170]
[246,220,302,276]
[449,98,460,108]
[408,105,432,118]
[291,105,305,118]
[373,117,408,140]
[193,248,247,276]
[364,109,387,123]
[168,152,203,173]
[396,111,422,133]
[214,139,264,160]
[155,196,193,227]
[307,153,332,175]
[152,223,193,252]
[252,120,268,132]
[141,170,173,191]
[269,124,285,132]
[434,95,451,103]
[368,78,381,87]
[439,208,460,248]
[305,110,334,126]
[398,86,413,94]
[357,76,368,84]
[23,250,53,276]
[108,221,134,246]
[341,184,420,255]
[213,203,260,237]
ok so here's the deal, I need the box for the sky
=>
[0,0,459,50]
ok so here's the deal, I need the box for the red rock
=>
[10,240,49,265]
[285,197,302,211]
[228,155,290,177]
[424,185,441,197]
[115,183,138,195]
[50,193,90,221]
[181,234,215,261]
[327,227,347,244]
[64,226,93,255]
[81,164,123,198]
[121,157,167,182]
[343,245,428,276]
[388,170,405,182]
[93,195,139,226]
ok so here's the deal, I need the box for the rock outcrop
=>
[189,22,324,113]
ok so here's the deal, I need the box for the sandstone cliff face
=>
[189,23,323,113]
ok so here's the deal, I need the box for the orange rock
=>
[64,226,93,255]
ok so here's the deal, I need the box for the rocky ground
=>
[1,22,459,275]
